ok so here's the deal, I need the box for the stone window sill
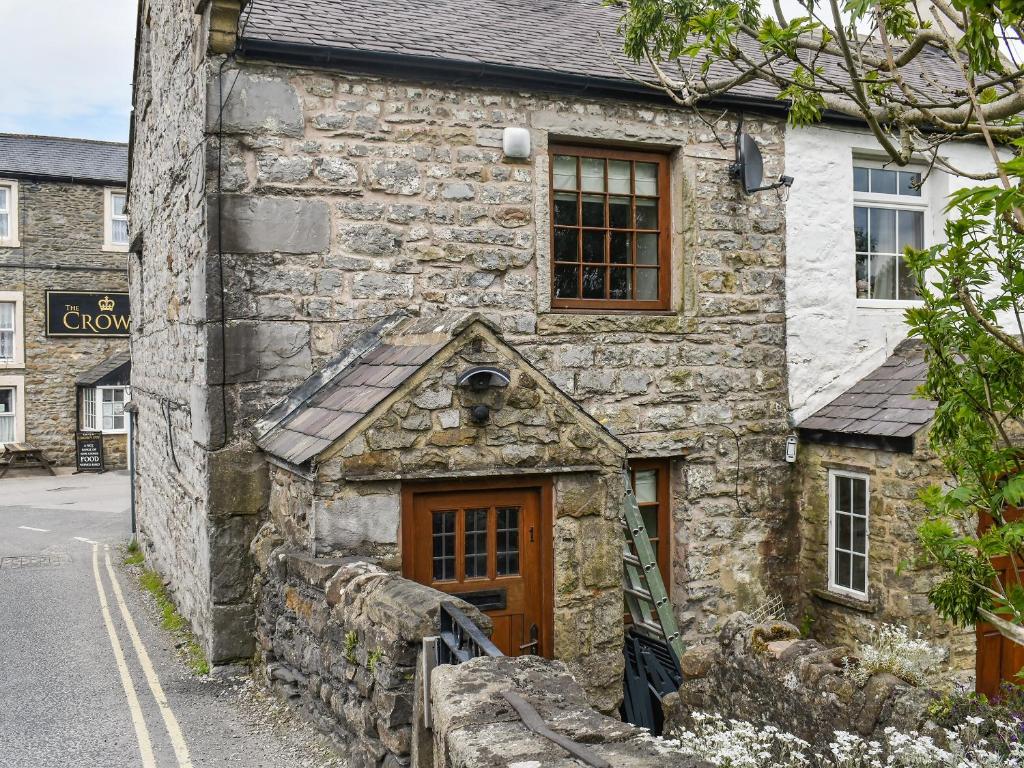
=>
[812,588,877,614]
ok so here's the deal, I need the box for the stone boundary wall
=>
[665,613,939,750]
[253,538,493,768]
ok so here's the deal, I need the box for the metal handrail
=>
[438,601,504,664]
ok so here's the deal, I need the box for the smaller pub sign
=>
[46,291,131,337]
[75,431,105,473]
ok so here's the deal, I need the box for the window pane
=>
[853,207,868,252]
[581,195,605,227]
[869,208,896,252]
[553,156,577,190]
[0,302,13,330]
[870,168,897,194]
[0,413,12,443]
[554,264,579,298]
[581,157,605,192]
[609,232,631,264]
[582,230,604,263]
[870,253,897,300]
[609,267,631,299]
[636,268,658,300]
[635,163,658,196]
[0,387,13,414]
[608,160,630,194]
[464,508,488,579]
[0,331,12,361]
[0,187,7,210]
[636,233,658,265]
[835,551,851,589]
[0,213,7,240]
[609,197,631,229]
[898,255,921,301]
[636,198,658,229]
[635,470,657,503]
[851,555,867,593]
[837,513,851,550]
[496,507,520,576]
[554,228,578,262]
[856,253,870,299]
[641,506,659,538]
[432,511,457,581]
[582,266,605,299]
[836,475,851,512]
[111,194,126,216]
[853,167,869,192]
[898,171,921,197]
[553,192,578,225]
[113,219,129,245]
[897,210,923,251]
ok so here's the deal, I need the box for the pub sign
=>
[75,431,105,473]
[46,291,131,337]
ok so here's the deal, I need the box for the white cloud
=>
[0,0,136,140]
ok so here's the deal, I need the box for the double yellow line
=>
[91,544,193,768]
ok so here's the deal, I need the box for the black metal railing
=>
[438,601,504,664]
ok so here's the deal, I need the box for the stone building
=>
[130,0,792,674]
[0,134,131,469]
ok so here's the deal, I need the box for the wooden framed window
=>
[631,459,672,593]
[828,469,869,600]
[550,145,671,311]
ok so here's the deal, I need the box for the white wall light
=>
[502,127,531,159]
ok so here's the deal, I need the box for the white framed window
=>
[0,375,25,445]
[828,469,870,600]
[103,189,129,251]
[82,387,97,431]
[853,161,927,304]
[0,291,24,368]
[0,180,20,247]
[84,386,129,433]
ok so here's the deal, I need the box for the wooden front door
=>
[976,554,1024,699]
[404,483,549,657]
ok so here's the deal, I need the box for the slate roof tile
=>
[239,0,972,106]
[798,340,936,441]
[0,134,128,183]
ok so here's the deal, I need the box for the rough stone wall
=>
[431,655,708,768]
[0,180,128,466]
[202,58,793,645]
[129,1,234,659]
[665,614,939,751]
[796,436,974,677]
[253,549,492,768]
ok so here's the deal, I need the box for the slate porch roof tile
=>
[76,351,132,386]
[798,340,936,440]
[0,134,128,184]
[239,0,973,109]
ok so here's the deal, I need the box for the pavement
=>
[0,470,348,768]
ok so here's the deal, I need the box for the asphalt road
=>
[0,471,347,768]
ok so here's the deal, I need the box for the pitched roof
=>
[798,340,935,444]
[239,0,970,109]
[0,134,128,184]
[256,313,460,465]
[76,351,131,387]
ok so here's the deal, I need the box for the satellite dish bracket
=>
[729,115,794,195]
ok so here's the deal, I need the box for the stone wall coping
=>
[431,655,708,767]
[335,464,609,482]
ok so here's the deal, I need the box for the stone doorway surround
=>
[254,310,629,710]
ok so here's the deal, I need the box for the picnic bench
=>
[0,443,57,479]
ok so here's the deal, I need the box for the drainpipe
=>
[124,400,139,539]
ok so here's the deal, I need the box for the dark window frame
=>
[549,144,672,311]
[630,458,672,595]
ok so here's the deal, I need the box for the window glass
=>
[110,192,129,246]
[432,511,456,581]
[550,147,668,309]
[0,187,8,239]
[853,167,869,193]
[869,168,897,194]
[629,462,670,595]
[0,301,14,362]
[496,507,520,576]
[0,387,14,443]
[831,473,868,597]
[83,388,97,431]
[464,508,489,579]
[100,387,127,432]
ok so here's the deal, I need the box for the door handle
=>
[519,623,539,654]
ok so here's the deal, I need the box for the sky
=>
[1,0,137,143]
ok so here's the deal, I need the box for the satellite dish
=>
[736,134,764,194]
[729,121,794,195]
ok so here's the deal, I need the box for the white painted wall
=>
[784,123,996,424]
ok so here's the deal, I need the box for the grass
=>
[126,543,210,676]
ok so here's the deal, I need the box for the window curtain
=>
[0,302,13,361]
